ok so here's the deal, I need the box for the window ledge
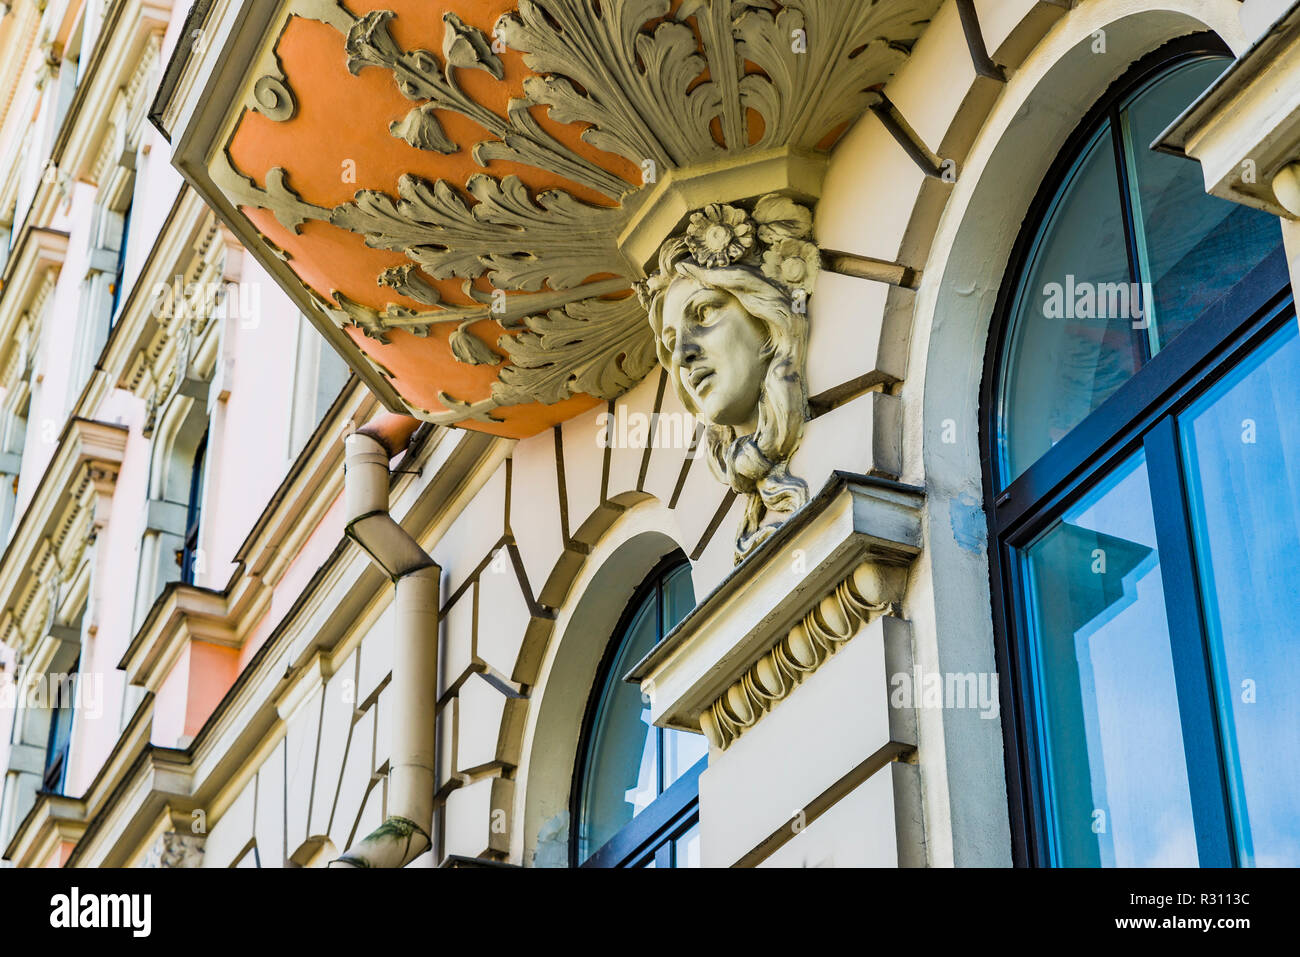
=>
[117,584,237,693]
[627,471,924,746]
[1157,4,1300,217]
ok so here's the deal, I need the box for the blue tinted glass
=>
[999,125,1141,485]
[999,57,1280,485]
[578,598,659,860]
[661,563,706,788]
[1121,58,1281,352]
[673,820,701,868]
[578,562,701,864]
[1180,318,1300,866]
[1020,453,1198,866]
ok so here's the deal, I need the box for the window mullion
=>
[1110,106,1154,366]
[1142,416,1235,866]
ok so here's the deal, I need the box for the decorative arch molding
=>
[888,0,1249,867]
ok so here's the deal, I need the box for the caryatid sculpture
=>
[639,194,819,562]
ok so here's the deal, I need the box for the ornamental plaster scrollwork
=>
[492,295,658,407]
[218,0,936,436]
[339,7,626,198]
[329,172,627,293]
[251,55,298,123]
[699,560,906,749]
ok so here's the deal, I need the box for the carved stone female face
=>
[658,275,767,429]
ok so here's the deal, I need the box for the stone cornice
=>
[699,560,908,749]
[117,210,226,401]
[0,2,38,117]
[69,183,194,419]
[9,393,491,866]
[30,392,391,864]
[3,691,156,867]
[0,418,128,657]
[0,1,41,209]
[116,378,380,697]
[628,472,924,740]
[49,0,172,184]
[113,406,387,699]
[0,1,171,255]
[1157,2,1300,217]
[1,793,85,869]
[117,584,240,692]
[20,740,203,870]
[0,225,68,379]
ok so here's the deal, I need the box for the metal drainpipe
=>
[330,417,439,868]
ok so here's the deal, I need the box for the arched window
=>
[572,555,705,867]
[983,39,1297,868]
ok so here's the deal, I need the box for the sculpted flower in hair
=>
[685,203,755,268]
[752,194,813,244]
[762,239,820,294]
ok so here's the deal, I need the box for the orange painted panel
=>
[183,641,242,739]
[222,1,652,439]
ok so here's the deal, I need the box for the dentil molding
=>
[628,472,924,745]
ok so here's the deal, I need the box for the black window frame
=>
[179,429,208,586]
[979,35,1292,867]
[108,199,133,327]
[42,656,79,795]
[570,551,705,868]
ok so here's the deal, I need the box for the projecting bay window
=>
[983,40,1296,867]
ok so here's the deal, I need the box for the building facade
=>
[1,0,1298,868]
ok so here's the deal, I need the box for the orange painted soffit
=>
[202,0,939,438]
